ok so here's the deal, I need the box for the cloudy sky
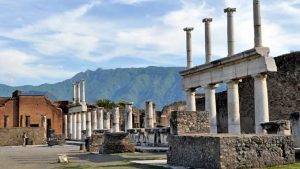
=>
[0,0,299,86]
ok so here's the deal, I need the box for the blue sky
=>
[0,0,299,86]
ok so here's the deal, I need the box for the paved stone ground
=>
[0,145,168,169]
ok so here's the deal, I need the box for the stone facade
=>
[0,127,45,146]
[170,111,210,135]
[100,133,135,154]
[167,134,295,169]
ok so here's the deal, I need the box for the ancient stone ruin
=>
[167,0,295,168]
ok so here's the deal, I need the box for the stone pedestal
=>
[227,80,241,134]
[100,133,135,154]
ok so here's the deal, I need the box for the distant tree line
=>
[96,99,126,109]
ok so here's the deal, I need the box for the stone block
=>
[100,132,135,154]
[167,134,295,169]
[89,133,104,153]
[170,111,210,135]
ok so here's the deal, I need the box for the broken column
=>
[145,101,154,128]
[224,8,236,57]
[202,18,212,63]
[97,107,104,130]
[112,107,120,132]
[125,102,133,132]
[76,112,82,140]
[104,111,111,130]
[227,80,241,134]
[254,74,269,133]
[86,111,92,137]
[253,0,262,47]
[92,109,97,131]
[64,114,68,139]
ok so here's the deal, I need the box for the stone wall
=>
[167,134,295,169]
[0,127,45,146]
[89,133,104,153]
[100,133,135,154]
[170,111,210,135]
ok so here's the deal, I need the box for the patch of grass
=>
[57,162,169,169]
[264,163,300,169]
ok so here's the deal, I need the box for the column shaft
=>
[81,112,86,131]
[86,111,92,137]
[183,27,194,69]
[76,112,81,140]
[97,108,104,130]
[224,8,236,57]
[125,103,133,131]
[145,101,154,128]
[254,74,269,133]
[92,110,97,131]
[253,0,262,47]
[227,80,241,134]
[72,83,76,104]
[81,80,86,103]
[104,112,111,130]
[76,82,81,103]
[68,113,72,139]
[186,89,196,111]
[72,113,77,139]
[112,107,120,132]
[64,114,68,139]
[203,18,212,63]
[205,85,217,133]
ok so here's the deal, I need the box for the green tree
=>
[118,100,126,109]
[96,99,116,109]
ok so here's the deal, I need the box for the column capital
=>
[225,79,242,84]
[183,27,194,32]
[186,88,196,92]
[125,102,134,105]
[204,84,219,89]
[202,18,213,23]
[252,73,268,79]
[224,7,236,13]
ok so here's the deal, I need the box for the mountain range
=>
[0,66,226,109]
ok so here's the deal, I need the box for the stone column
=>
[104,111,111,130]
[86,111,92,137]
[227,80,241,134]
[224,8,236,57]
[64,114,68,139]
[72,83,76,104]
[76,82,81,103]
[81,80,86,103]
[112,107,120,132]
[92,109,97,131]
[254,74,269,134]
[186,88,196,111]
[145,101,154,128]
[183,27,194,69]
[153,103,157,127]
[68,113,72,139]
[72,113,77,139]
[97,107,104,130]
[205,84,218,133]
[125,102,133,131]
[41,115,47,140]
[76,112,81,140]
[81,112,86,131]
[253,0,262,47]
[202,18,213,63]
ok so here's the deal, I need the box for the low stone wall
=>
[0,127,45,146]
[100,132,135,154]
[170,111,210,135]
[167,134,295,169]
[48,134,66,146]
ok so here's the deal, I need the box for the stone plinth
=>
[100,132,135,154]
[89,133,105,153]
[170,111,210,135]
[167,134,295,169]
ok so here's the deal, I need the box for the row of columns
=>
[183,0,269,134]
[72,80,86,104]
[64,103,135,140]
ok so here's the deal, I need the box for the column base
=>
[210,126,217,133]
[228,124,241,134]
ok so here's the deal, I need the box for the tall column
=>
[205,84,218,133]
[72,113,77,139]
[186,88,196,111]
[145,101,154,128]
[97,107,104,130]
[41,115,47,140]
[112,107,120,132]
[125,102,133,131]
[227,80,241,134]
[86,111,92,137]
[76,112,81,140]
[183,27,194,69]
[81,112,86,131]
[92,109,97,131]
[254,74,269,134]
[81,80,86,103]
[224,8,236,57]
[153,103,156,127]
[72,83,76,104]
[68,113,72,139]
[202,18,213,63]
[253,0,262,47]
[76,82,81,103]
[104,111,111,130]
[64,114,68,139]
